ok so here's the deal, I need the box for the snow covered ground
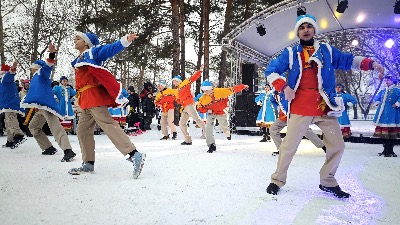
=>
[1,121,399,225]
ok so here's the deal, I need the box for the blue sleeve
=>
[374,90,384,102]
[3,72,15,83]
[52,85,59,95]
[39,65,53,79]
[331,46,355,70]
[194,93,203,102]
[122,88,129,98]
[265,48,290,78]
[255,93,265,103]
[348,94,357,105]
[270,94,278,109]
[92,40,126,63]
[69,87,76,97]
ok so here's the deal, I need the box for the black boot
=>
[319,184,351,198]
[160,135,170,140]
[61,149,76,162]
[172,132,177,140]
[207,144,216,153]
[384,140,397,157]
[260,134,268,142]
[2,141,14,148]
[42,146,58,155]
[266,183,280,195]
[378,143,389,156]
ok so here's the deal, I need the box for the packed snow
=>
[0,120,399,225]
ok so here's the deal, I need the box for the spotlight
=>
[385,39,395,48]
[297,6,306,16]
[351,40,359,46]
[256,24,266,36]
[336,0,348,14]
[395,0,400,14]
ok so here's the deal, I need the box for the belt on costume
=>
[76,84,99,100]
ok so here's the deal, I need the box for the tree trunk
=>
[218,0,233,88]
[30,0,44,79]
[0,0,5,64]
[179,0,185,79]
[195,0,204,95]
[244,0,252,20]
[202,0,210,80]
[170,0,180,77]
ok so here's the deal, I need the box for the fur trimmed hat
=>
[201,80,213,91]
[172,75,182,83]
[76,32,100,48]
[30,60,46,70]
[157,80,167,87]
[294,14,318,35]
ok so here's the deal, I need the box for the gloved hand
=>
[257,102,262,106]
[347,102,353,107]
[284,86,295,101]
[327,97,345,117]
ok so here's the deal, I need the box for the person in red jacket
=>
[68,32,145,179]
[172,65,205,145]
[197,80,248,153]
[155,80,178,140]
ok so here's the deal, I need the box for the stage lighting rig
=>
[256,24,266,36]
[336,0,348,13]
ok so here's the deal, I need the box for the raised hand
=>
[127,34,139,42]
[244,85,249,91]
[11,60,17,69]
[200,64,204,72]
[372,62,384,79]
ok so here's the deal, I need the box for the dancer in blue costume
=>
[335,84,357,138]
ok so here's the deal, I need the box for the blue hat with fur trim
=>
[60,76,68,82]
[76,32,100,48]
[201,80,213,91]
[172,75,182,83]
[294,14,318,35]
[30,60,46,70]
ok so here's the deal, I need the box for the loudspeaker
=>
[242,63,258,92]
[234,93,261,127]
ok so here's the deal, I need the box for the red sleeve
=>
[360,58,374,71]
[272,78,287,92]
[189,70,202,83]
[233,84,246,93]
[198,106,207,113]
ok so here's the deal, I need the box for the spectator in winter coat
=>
[21,43,76,162]
[142,92,156,130]
[0,62,26,148]
[173,65,206,145]
[155,80,177,140]
[53,76,76,120]
[335,84,357,138]
[126,86,141,128]
[264,14,384,198]
[372,76,399,157]
[18,79,30,100]
[197,80,248,153]
[68,31,145,178]
[140,81,154,102]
